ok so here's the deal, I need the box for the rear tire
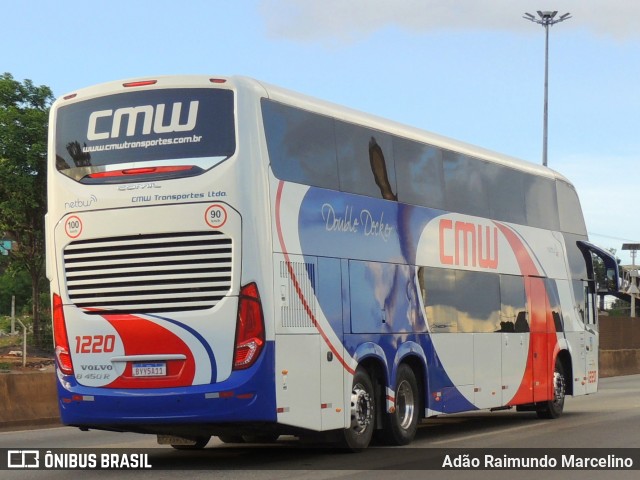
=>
[340,367,376,451]
[536,360,566,419]
[379,364,420,445]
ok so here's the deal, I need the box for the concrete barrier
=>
[599,316,640,379]
[0,372,59,430]
[600,349,640,378]
[1,318,639,430]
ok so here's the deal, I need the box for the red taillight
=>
[52,294,74,375]
[233,283,265,370]
[87,165,195,178]
[122,79,158,88]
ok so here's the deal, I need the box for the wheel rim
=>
[396,379,415,430]
[350,383,373,435]
[552,369,565,409]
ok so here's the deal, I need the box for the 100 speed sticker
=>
[65,215,83,238]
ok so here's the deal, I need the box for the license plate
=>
[132,362,166,377]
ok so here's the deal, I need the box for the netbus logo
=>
[87,101,199,140]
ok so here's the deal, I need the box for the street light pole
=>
[523,11,571,167]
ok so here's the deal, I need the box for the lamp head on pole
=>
[523,10,571,26]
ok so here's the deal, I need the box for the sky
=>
[3,0,640,263]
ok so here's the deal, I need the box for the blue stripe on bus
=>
[299,186,477,414]
[147,313,218,384]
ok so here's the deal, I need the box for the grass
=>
[0,315,54,372]
[0,315,28,349]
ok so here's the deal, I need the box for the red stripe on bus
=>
[495,222,558,405]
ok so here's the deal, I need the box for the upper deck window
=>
[261,99,338,189]
[261,99,576,234]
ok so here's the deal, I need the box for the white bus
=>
[46,75,618,450]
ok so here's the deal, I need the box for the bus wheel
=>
[380,364,419,445]
[341,367,376,451]
[170,436,211,450]
[536,360,566,419]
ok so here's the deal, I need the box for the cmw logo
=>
[87,101,199,140]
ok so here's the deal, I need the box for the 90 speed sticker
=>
[204,204,227,229]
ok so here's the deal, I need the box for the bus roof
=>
[252,77,571,185]
[55,74,573,186]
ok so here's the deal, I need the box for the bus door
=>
[582,279,599,394]
[576,241,620,394]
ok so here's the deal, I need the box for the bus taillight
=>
[122,80,158,87]
[52,294,74,375]
[233,283,265,370]
[86,165,196,178]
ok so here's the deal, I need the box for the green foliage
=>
[0,72,53,341]
[0,262,32,316]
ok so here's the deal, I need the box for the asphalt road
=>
[1,374,639,479]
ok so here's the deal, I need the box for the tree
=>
[0,259,31,317]
[0,72,53,343]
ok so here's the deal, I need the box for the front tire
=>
[379,364,420,445]
[341,367,376,451]
[536,359,566,419]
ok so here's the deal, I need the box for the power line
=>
[588,232,639,243]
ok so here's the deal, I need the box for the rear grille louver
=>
[63,231,232,313]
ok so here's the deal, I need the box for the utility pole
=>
[523,10,571,167]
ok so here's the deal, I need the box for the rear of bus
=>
[46,76,276,438]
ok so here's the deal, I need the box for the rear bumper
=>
[56,341,276,429]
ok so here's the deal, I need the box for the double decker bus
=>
[46,75,618,450]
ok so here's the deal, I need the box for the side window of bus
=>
[455,270,501,333]
[572,279,587,323]
[443,151,489,218]
[499,275,528,333]
[420,267,501,333]
[525,176,560,231]
[394,137,445,209]
[545,278,564,332]
[487,165,527,225]
[261,99,339,189]
[563,233,590,323]
[335,121,397,200]
[557,180,587,235]
[420,267,458,332]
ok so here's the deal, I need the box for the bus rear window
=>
[55,88,235,182]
